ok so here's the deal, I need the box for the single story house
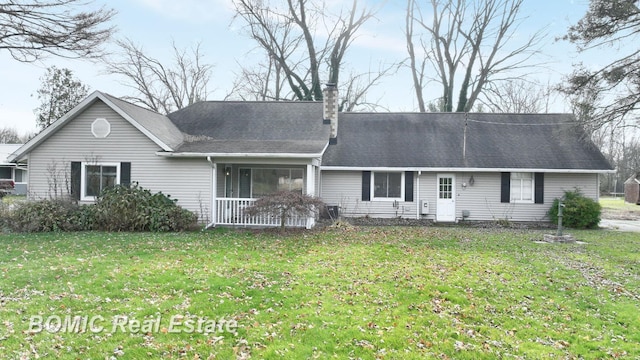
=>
[624,173,640,204]
[8,87,614,227]
[0,143,27,195]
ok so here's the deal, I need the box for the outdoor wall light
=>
[225,167,231,176]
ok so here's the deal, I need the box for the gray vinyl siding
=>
[320,171,418,218]
[321,170,600,222]
[14,184,27,195]
[27,100,211,220]
[453,172,598,222]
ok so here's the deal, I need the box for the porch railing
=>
[215,198,308,227]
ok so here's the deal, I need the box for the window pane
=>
[512,172,531,180]
[242,168,305,197]
[275,169,291,192]
[510,180,521,201]
[86,165,101,197]
[439,178,452,199]
[291,169,304,193]
[388,173,402,198]
[522,178,533,201]
[239,169,251,198]
[510,173,533,201]
[102,166,117,190]
[14,169,24,182]
[0,167,10,179]
[252,169,279,197]
[374,172,388,197]
[373,172,402,198]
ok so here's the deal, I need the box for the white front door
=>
[436,174,456,222]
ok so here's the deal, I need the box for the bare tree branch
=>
[0,0,115,62]
[104,39,213,114]
[481,79,552,113]
[232,0,379,103]
[406,0,545,112]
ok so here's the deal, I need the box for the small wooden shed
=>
[624,173,640,204]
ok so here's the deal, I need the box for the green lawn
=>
[0,227,638,359]
[600,196,640,211]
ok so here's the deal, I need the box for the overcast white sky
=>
[0,0,597,136]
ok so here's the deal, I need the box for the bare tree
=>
[227,55,289,101]
[0,127,27,143]
[232,0,379,102]
[105,39,213,114]
[481,80,552,113]
[339,64,401,112]
[406,0,544,112]
[406,0,428,112]
[0,0,115,62]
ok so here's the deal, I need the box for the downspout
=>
[306,163,315,229]
[416,170,421,219]
[206,156,217,229]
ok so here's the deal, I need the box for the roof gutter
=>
[320,166,615,174]
[156,151,325,159]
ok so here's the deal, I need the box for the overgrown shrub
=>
[0,203,11,232]
[548,189,601,229]
[8,199,89,232]
[0,184,197,233]
[92,183,197,231]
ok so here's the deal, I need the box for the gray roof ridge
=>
[340,111,573,115]
[193,99,321,104]
[100,92,166,115]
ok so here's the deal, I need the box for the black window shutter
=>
[500,172,510,203]
[362,171,371,201]
[405,171,414,202]
[534,172,544,204]
[120,162,131,187]
[70,162,81,201]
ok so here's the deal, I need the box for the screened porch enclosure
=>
[212,163,318,228]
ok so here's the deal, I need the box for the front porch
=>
[208,159,320,229]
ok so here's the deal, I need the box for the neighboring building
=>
[624,173,640,205]
[8,89,614,227]
[0,144,27,195]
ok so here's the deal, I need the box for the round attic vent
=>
[91,118,111,138]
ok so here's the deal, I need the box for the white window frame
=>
[81,162,120,201]
[510,172,534,204]
[371,171,405,201]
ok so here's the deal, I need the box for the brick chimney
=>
[323,83,338,145]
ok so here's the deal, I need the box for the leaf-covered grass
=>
[1,194,25,205]
[600,196,640,213]
[0,226,638,359]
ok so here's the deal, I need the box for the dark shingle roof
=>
[321,112,613,170]
[102,93,184,149]
[168,101,329,155]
